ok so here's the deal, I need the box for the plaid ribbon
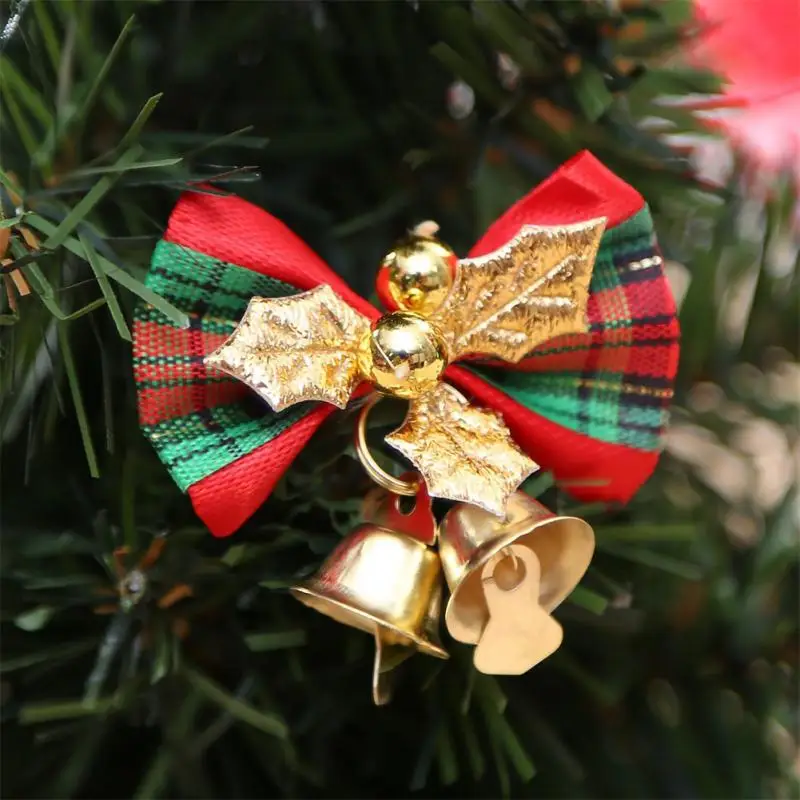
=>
[133,151,679,536]
[468,208,676,453]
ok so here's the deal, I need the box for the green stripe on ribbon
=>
[147,240,297,314]
[142,403,311,493]
[134,241,313,492]
[463,207,669,453]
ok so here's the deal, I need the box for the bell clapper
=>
[473,543,564,676]
[373,635,419,706]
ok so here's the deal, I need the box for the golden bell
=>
[291,523,448,703]
[437,492,595,644]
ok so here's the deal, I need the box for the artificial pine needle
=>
[114,93,163,154]
[243,630,308,651]
[25,213,189,328]
[0,58,53,127]
[77,231,131,340]
[183,667,288,739]
[568,585,610,615]
[42,147,142,249]
[56,322,99,477]
[72,14,136,133]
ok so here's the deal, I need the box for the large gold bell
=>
[291,523,448,704]
[438,492,595,646]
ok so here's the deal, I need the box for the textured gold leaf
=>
[385,384,538,516]
[432,219,606,363]
[205,285,370,412]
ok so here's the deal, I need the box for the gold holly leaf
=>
[432,219,606,363]
[385,384,538,516]
[205,285,370,412]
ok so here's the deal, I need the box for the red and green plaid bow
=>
[133,151,680,537]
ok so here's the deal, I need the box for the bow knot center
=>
[358,311,449,399]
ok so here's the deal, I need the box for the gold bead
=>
[379,234,455,316]
[358,312,448,399]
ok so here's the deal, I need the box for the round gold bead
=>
[379,234,455,316]
[358,312,449,399]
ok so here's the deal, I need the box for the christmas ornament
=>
[357,309,449,399]
[133,150,680,699]
[437,491,594,664]
[294,482,447,705]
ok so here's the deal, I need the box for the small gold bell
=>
[437,492,595,647]
[377,223,455,316]
[291,523,448,704]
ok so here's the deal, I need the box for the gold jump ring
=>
[355,396,419,497]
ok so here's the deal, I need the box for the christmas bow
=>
[133,151,679,537]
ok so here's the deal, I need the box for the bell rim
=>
[442,513,595,627]
[291,582,450,660]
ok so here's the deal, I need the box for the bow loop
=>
[135,191,379,537]
[166,190,379,321]
[468,150,645,257]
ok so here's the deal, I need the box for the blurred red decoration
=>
[691,0,800,182]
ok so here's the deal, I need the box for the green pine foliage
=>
[1,1,797,797]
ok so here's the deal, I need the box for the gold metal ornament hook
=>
[355,395,420,497]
